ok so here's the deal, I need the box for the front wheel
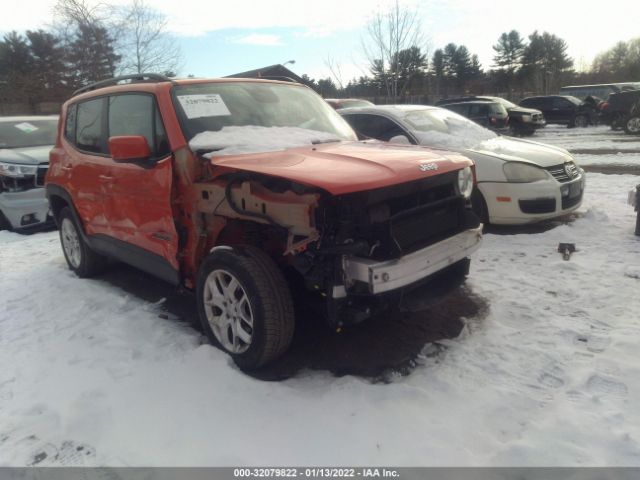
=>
[574,114,588,128]
[624,116,640,135]
[196,246,295,370]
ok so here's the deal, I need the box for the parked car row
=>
[0,75,586,371]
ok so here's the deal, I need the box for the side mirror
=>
[109,136,151,162]
[389,134,411,145]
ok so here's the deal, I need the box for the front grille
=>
[532,113,543,122]
[36,164,48,187]
[329,172,480,260]
[546,162,579,183]
[519,198,556,214]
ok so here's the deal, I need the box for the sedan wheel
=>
[574,115,588,128]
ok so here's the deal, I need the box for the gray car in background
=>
[0,116,58,231]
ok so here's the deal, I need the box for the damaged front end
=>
[186,162,482,328]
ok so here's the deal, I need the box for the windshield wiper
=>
[311,138,342,145]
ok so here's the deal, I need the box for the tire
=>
[624,116,640,135]
[574,114,588,128]
[0,211,11,231]
[196,245,295,370]
[58,207,107,277]
[471,188,489,225]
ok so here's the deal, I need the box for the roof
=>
[225,64,304,84]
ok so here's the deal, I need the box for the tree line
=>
[0,0,182,111]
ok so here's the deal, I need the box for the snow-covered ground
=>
[1,133,640,466]
[535,125,640,153]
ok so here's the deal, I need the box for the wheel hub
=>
[203,269,254,354]
[61,218,81,268]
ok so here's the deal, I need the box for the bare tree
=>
[117,0,183,75]
[324,55,344,90]
[361,0,426,98]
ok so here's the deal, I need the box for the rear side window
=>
[65,104,77,142]
[469,104,488,116]
[108,94,170,157]
[76,99,106,154]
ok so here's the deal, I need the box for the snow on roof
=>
[189,125,340,157]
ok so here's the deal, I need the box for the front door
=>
[104,93,179,270]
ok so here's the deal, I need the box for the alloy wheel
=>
[627,117,640,134]
[203,269,254,353]
[61,217,81,268]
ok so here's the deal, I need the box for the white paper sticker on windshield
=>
[14,122,39,133]
[177,94,231,119]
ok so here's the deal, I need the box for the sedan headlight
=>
[0,161,38,178]
[457,166,473,198]
[503,162,549,183]
[521,115,532,123]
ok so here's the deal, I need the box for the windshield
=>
[173,82,357,155]
[492,97,516,108]
[0,119,58,149]
[401,108,497,149]
[565,96,583,105]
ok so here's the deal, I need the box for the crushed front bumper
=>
[342,226,483,294]
[0,187,52,230]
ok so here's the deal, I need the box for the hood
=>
[0,145,52,165]
[209,141,472,195]
[507,106,543,115]
[468,136,573,167]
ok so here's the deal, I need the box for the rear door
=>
[61,98,113,236]
[105,93,178,268]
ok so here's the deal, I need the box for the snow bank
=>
[1,174,640,466]
[574,152,640,166]
[189,126,340,157]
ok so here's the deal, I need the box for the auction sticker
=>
[177,94,231,119]
[14,122,39,133]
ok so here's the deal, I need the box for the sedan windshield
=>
[173,82,357,155]
[0,119,58,149]
[402,108,497,149]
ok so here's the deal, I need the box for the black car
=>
[600,89,640,130]
[437,96,545,136]
[519,95,595,128]
[440,101,509,132]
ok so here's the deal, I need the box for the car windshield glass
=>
[565,96,583,105]
[401,108,496,149]
[493,97,516,108]
[173,82,357,155]
[0,119,58,149]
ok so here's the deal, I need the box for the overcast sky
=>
[3,0,640,83]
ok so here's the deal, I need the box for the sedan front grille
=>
[546,162,580,183]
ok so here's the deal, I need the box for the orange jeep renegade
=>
[46,74,482,369]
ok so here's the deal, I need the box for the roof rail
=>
[72,73,174,97]
[258,76,298,83]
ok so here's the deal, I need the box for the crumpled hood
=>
[209,141,472,195]
[0,146,52,165]
[468,136,573,167]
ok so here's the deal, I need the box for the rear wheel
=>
[196,246,295,370]
[59,207,107,277]
[624,116,640,135]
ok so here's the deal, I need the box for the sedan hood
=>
[0,145,52,165]
[469,136,573,167]
[209,141,472,195]
[507,106,543,116]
